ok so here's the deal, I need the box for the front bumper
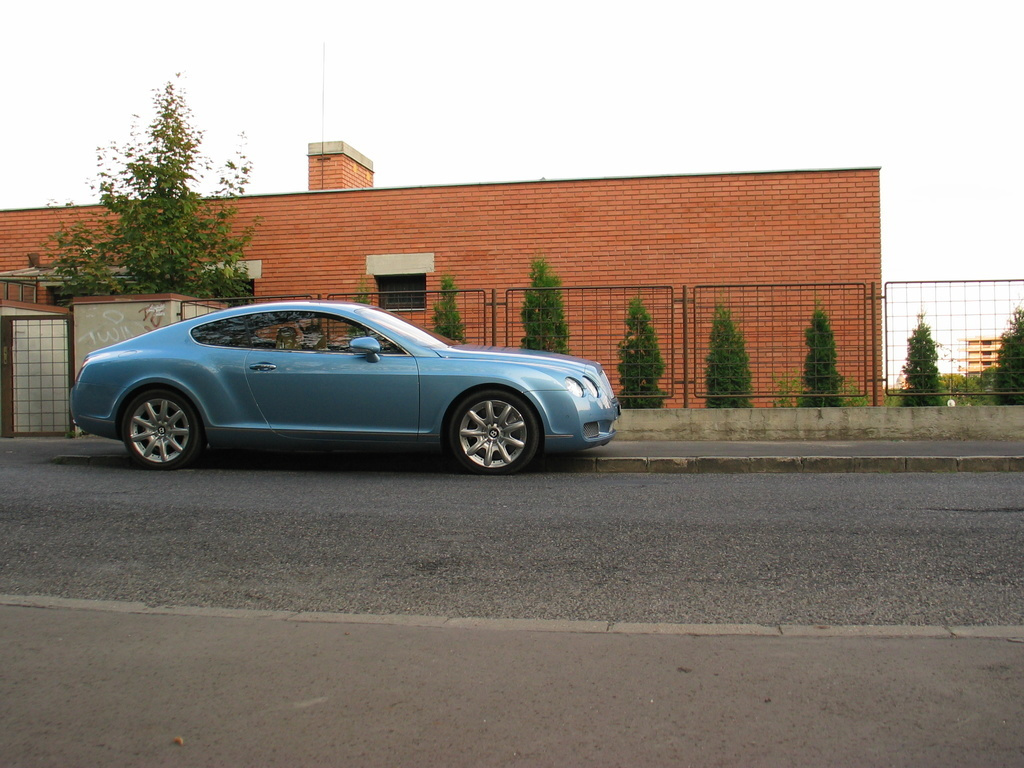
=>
[539,391,619,453]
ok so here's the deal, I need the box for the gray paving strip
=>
[4,594,1023,640]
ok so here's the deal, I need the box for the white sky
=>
[3,0,1021,284]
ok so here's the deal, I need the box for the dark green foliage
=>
[432,274,466,342]
[51,77,255,300]
[799,305,843,407]
[901,314,944,406]
[994,306,1024,405]
[704,304,752,408]
[520,258,570,354]
[940,372,997,406]
[617,295,666,408]
[49,222,121,298]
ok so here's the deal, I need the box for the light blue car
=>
[71,301,619,474]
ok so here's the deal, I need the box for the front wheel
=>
[121,389,205,470]
[448,390,540,475]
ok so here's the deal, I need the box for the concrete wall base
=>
[616,406,1024,441]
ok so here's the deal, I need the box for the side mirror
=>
[349,336,382,363]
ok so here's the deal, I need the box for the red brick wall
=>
[1,168,880,295]
[1,204,96,274]
[237,168,881,297]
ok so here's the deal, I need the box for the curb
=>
[53,454,1024,473]
[4,595,1023,640]
[551,455,1024,474]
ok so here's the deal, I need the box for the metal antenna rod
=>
[320,42,327,188]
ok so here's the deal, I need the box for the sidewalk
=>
[2,597,1022,767]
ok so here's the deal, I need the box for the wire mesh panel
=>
[503,286,676,405]
[329,290,490,345]
[2,317,71,436]
[180,295,318,320]
[690,284,872,406]
[884,280,1024,397]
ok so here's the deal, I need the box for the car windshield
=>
[353,306,453,349]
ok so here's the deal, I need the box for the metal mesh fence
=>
[328,290,490,344]
[180,295,318,320]
[49,279,1024,408]
[691,284,874,406]
[884,280,1024,399]
[502,286,676,404]
[4,317,71,436]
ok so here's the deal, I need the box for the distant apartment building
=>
[963,336,1002,375]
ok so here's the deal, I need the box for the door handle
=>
[249,363,277,372]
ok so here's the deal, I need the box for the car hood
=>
[437,345,603,375]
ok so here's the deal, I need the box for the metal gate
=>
[0,316,72,437]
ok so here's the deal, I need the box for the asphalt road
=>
[2,439,1023,626]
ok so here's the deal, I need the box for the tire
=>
[121,389,205,470]
[448,389,540,475]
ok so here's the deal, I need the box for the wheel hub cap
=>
[458,399,528,468]
[129,399,190,464]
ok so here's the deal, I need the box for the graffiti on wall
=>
[76,303,168,350]
[141,302,166,332]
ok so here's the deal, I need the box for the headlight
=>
[582,376,600,398]
[565,378,585,397]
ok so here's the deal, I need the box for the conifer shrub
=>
[799,305,843,407]
[994,306,1024,405]
[617,295,666,408]
[352,277,373,305]
[901,313,945,406]
[432,274,466,342]
[704,304,752,408]
[520,258,570,354]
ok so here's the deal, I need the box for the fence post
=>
[870,282,881,406]
[489,289,497,347]
[681,286,690,409]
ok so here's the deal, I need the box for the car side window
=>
[245,311,405,354]
[191,317,252,348]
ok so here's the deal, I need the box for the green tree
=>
[432,274,466,342]
[51,77,256,300]
[520,257,570,353]
[994,306,1024,405]
[704,304,752,408]
[901,313,944,406]
[617,295,666,408]
[800,304,843,407]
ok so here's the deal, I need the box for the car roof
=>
[202,300,365,317]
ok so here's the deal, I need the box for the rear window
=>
[191,317,251,348]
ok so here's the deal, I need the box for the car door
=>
[242,310,420,441]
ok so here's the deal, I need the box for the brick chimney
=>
[307,141,374,190]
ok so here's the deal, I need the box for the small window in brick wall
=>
[376,274,426,310]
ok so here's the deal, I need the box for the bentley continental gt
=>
[70,301,619,474]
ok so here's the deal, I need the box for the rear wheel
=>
[448,390,540,475]
[121,389,205,470]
